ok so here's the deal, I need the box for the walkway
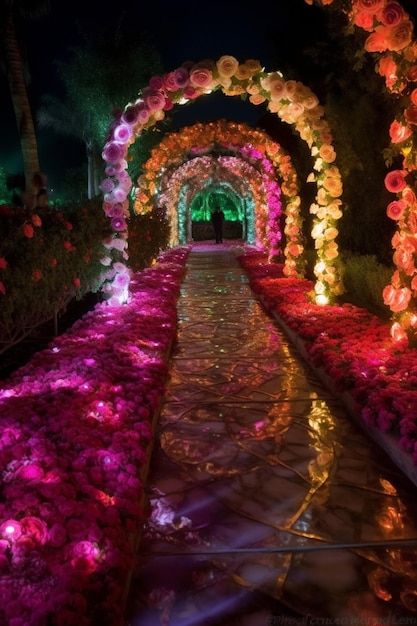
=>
[125,244,417,626]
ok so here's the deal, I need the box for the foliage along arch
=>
[101,55,344,307]
[306,0,417,345]
[156,154,270,248]
[133,119,304,276]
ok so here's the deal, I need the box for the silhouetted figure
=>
[211,206,225,243]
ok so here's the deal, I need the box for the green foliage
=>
[126,208,170,272]
[341,253,394,319]
[0,198,112,348]
[0,168,10,204]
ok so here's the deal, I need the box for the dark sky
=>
[0,0,323,192]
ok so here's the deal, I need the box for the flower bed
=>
[236,247,417,483]
[0,246,190,626]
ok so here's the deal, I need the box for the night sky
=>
[0,0,326,192]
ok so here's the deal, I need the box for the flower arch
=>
[305,0,417,345]
[101,55,344,306]
[156,154,270,247]
[134,119,304,275]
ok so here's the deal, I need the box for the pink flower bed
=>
[236,248,417,464]
[0,246,190,626]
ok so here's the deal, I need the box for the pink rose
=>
[173,66,189,89]
[386,199,406,220]
[143,89,166,112]
[20,516,48,545]
[384,169,408,192]
[378,2,406,27]
[121,105,140,126]
[111,216,127,232]
[189,66,213,89]
[113,122,133,144]
[163,71,181,91]
[102,141,126,164]
[100,178,115,193]
[0,519,22,541]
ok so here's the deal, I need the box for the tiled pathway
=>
[125,244,417,626]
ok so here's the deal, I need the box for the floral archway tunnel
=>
[155,153,269,247]
[101,55,344,307]
[305,0,417,345]
[134,119,304,276]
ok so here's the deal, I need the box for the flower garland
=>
[102,56,344,305]
[305,0,417,345]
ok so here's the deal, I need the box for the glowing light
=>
[316,294,329,305]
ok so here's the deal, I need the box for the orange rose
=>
[319,144,336,163]
[383,285,412,311]
[389,119,412,143]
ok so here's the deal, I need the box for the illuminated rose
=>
[379,2,406,26]
[383,285,412,311]
[364,28,388,53]
[269,77,287,101]
[353,11,374,30]
[323,176,343,197]
[174,66,190,89]
[408,65,417,82]
[137,105,151,124]
[323,241,339,260]
[245,59,262,74]
[100,178,115,193]
[20,516,48,545]
[235,64,252,80]
[113,123,133,144]
[144,89,166,112]
[389,119,412,143]
[111,216,127,232]
[386,20,414,52]
[216,55,239,78]
[393,241,416,275]
[102,141,126,164]
[378,55,399,90]
[31,214,42,227]
[183,85,198,99]
[387,199,407,220]
[405,105,417,126]
[15,463,44,481]
[384,169,408,192]
[189,66,213,89]
[121,105,140,126]
[319,144,336,163]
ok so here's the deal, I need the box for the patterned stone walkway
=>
[125,244,417,626]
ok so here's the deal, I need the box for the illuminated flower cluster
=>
[0,246,189,624]
[305,1,417,342]
[103,56,343,305]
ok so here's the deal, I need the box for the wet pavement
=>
[125,243,417,626]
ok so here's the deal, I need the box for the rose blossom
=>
[383,285,412,311]
[216,55,239,78]
[102,141,126,165]
[386,20,414,52]
[389,119,412,143]
[23,223,34,238]
[384,169,408,192]
[113,122,133,144]
[189,66,214,89]
[364,28,388,53]
[387,199,407,220]
[378,2,406,27]
[143,89,166,112]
